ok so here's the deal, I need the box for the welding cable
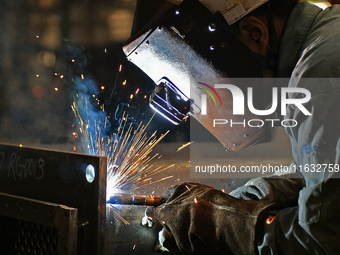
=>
[107,193,168,206]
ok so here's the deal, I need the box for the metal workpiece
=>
[106,204,162,255]
[0,137,293,255]
[0,140,288,254]
[107,193,168,206]
[0,143,107,255]
[0,143,179,255]
[0,192,78,255]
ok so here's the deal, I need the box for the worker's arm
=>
[258,88,340,254]
[257,4,340,252]
[229,173,305,208]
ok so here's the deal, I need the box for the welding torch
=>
[107,193,168,206]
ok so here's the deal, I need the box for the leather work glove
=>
[229,175,305,207]
[142,182,276,255]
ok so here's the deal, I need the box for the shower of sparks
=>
[72,96,173,224]
[109,206,130,225]
[177,141,194,152]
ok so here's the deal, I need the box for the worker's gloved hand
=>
[142,182,275,255]
[229,175,305,207]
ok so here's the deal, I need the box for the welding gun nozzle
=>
[107,193,167,206]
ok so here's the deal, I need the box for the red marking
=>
[197,82,222,106]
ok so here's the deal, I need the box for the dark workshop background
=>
[0,0,190,153]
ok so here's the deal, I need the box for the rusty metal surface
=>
[0,143,107,255]
[0,192,77,255]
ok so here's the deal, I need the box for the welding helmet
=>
[123,0,272,151]
[169,0,269,25]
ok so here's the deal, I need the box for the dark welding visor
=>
[123,0,271,151]
[149,78,192,125]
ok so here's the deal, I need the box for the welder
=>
[124,0,340,254]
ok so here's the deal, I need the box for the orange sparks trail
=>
[177,141,194,152]
[72,96,173,224]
